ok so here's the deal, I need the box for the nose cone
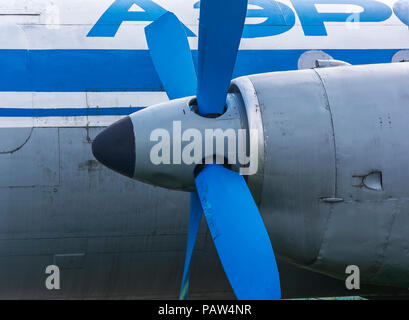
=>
[92,116,136,178]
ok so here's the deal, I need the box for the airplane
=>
[0,0,408,300]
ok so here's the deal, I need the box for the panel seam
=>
[307,68,338,268]
[312,68,338,197]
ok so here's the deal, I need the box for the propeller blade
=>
[195,164,281,300]
[145,12,197,100]
[179,192,203,300]
[196,0,248,116]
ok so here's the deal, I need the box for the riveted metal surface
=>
[311,63,409,287]
[248,69,336,265]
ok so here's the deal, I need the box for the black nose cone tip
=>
[92,116,136,178]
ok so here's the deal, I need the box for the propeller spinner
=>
[92,0,281,300]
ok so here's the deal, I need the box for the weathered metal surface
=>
[0,125,406,299]
[0,126,221,299]
[250,62,409,288]
[0,0,408,300]
[311,63,409,287]
[249,68,336,266]
[0,128,59,187]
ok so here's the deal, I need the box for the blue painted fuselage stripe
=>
[0,107,145,117]
[0,49,401,92]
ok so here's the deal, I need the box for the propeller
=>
[92,0,281,300]
[143,0,281,300]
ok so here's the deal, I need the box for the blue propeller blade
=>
[195,164,281,300]
[145,13,202,299]
[196,0,248,116]
[145,12,197,100]
[144,1,279,300]
[179,192,202,300]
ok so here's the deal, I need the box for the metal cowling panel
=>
[248,69,336,266]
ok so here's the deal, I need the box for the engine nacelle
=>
[93,62,409,288]
[245,62,409,288]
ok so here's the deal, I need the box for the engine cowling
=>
[248,62,409,288]
[93,62,409,288]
